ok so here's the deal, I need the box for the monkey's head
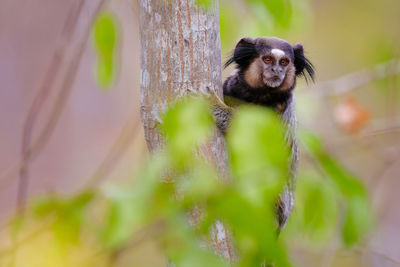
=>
[225,37,314,91]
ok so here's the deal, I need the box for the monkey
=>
[211,36,314,230]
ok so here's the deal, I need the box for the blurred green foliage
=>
[34,191,95,246]
[301,131,372,246]
[246,0,292,28]
[289,171,339,242]
[196,0,214,8]
[219,0,311,50]
[92,11,119,89]
[162,98,214,167]
[193,0,311,50]
[9,96,372,266]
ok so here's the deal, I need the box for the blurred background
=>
[0,0,399,266]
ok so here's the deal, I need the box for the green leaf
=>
[227,105,289,205]
[178,163,219,204]
[206,190,291,267]
[95,57,114,88]
[94,12,116,55]
[228,106,289,176]
[220,2,241,49]
[196,0,213,9]
[162,97,214,167]
[300,131,367,197]
[293,172,338,242]
[342,195,372,246]
[33,191,95,245]
[10,215,24,238]
[300,130,373,246]
[244,0,292,28]
[161,217,226,267]
[101,155,168,248]
[92,11,119,89]
[101,188,142,247]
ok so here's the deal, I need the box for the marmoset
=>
[213,36,314,229]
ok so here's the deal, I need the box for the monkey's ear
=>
[224,37,257,69]
[293,43,315,83]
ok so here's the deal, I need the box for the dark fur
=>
[293,43,315,83]
[223,72,293,107]
[214,36,314,229]
[224,37,258,69]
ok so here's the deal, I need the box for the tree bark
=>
[138,0,235,262]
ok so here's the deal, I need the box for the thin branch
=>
[84,111,142,188]
[0,217,55,260]
[309,59,400,96]
[370,154,400,221]
[362,124,400,137]
[17,0,85,214]
[16,0,107,214]
[0,163,21,192]
[354,247,400,266]
[75,220,164,267]
[17,19,75,216]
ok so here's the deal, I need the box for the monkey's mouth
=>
[270,75,281,82]
[264,76,282,88]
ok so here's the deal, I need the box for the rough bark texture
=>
[139,0,235,262]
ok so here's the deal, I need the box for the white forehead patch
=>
[271,48,285,58]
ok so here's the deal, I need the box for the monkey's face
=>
[261,48,292,88]
[240,37,298,91]
[243,49,295,91]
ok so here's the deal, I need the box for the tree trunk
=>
[138,0,235,262]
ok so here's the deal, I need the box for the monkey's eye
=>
[280,58,289,66]
[263,56,272,64]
